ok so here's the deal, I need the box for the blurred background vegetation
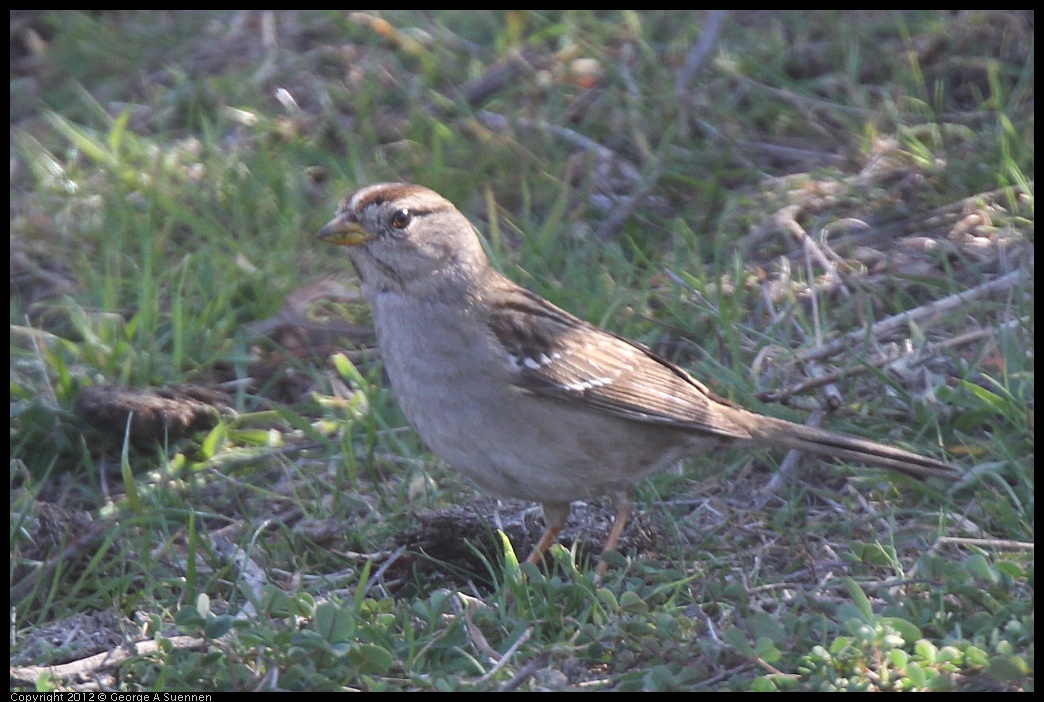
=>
[10,10,1033,691]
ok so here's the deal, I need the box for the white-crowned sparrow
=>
[318,183,957,574]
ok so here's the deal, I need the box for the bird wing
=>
[487,286,753,440]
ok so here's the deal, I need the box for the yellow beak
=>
[317,214,370,246]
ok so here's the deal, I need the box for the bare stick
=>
[675,10,728,98]
[795,269,1025,363]
[10,635,205,687]
[758,318,1025,403]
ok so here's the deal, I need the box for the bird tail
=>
[751,414,957,481]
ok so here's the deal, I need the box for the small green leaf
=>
[904,661,927,688]
[231,427,284,446]
[843,578,874,620]
[45,111,118,167]
[498,529,520,571]
[261,588,296,617]
[724,626,754,657]
[750,611,787,644]
[829,636,854,655]
[836,603,865,626]
[35,670,59,692]
[965,645,990,667]
[965,553,997,582]
[914,639,938,662]
[204,614,233,639]
[752,676,778,691]
[618,590,647,613]
[199,421,227,460]
[314,601,356,644]
[108,108,129,153]
[882,617,921,643]
[597,587,619,611]
[175,605,205,630]
[849,540,898,566]
[755,636,781,662]
[987,654,1028,682]
[994,560,1025,578]
[956,379,1009,412]
[333,352,367,386]
[348,643,394,674]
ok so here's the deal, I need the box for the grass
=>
[10,10,1033,691]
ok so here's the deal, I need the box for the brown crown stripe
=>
[349,183,448,214]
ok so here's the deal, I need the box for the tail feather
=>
[752,415,956,481]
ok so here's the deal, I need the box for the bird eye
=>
[389,208,412,229]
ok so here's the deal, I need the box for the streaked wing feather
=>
[488,287,752,440]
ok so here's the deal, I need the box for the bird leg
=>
[596,489,633,578]
[526,502,571,566]
[527,493,633,577]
